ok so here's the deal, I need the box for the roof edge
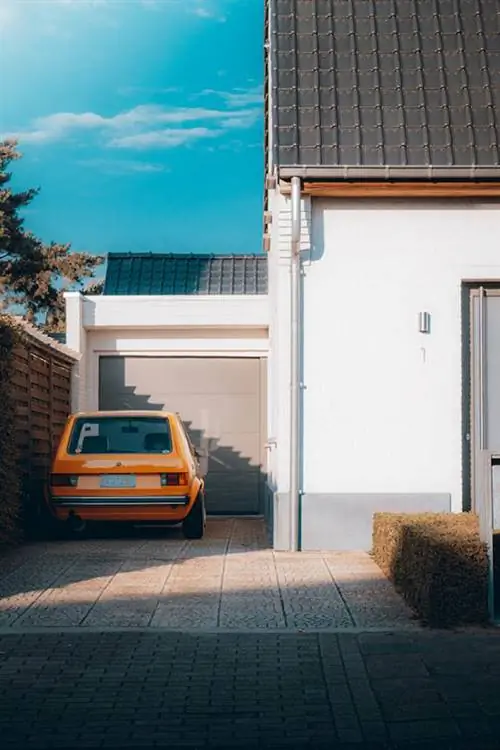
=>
[105,252,267,259]
[279,166,500,181]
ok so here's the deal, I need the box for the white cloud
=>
[0,0,232,34]
[104,105,255,127]
[110,127,219,149]
[193,7,212,17]
[47,0,116,7]
[0,0,164,35]
[118,85,180,96]
[3,111,107,144]
[191,2,226,22]
[223,116,258,129]
[0,2,16,30]
[201,85,263,108]
[4,99,261,150]
[77,158,167,173]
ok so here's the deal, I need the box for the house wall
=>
[270,195,500,550]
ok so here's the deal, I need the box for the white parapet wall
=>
[81,294,269,330]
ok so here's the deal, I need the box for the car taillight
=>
[50,474,78,487]
[160,473,188,487]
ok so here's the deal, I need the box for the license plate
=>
[100,475,136,489]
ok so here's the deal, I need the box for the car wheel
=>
[182,491,206,540]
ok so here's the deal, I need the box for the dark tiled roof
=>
[271,0,500,175]
[103,254,268,296]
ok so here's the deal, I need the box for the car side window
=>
[177,415,198,461]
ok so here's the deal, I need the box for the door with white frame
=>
[469,286,500,510]
[469,285,500,619]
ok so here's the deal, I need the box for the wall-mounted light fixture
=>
[418,311,431,334]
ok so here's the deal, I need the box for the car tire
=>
[182,491,206,540]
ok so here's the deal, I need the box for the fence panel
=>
[9,324,77,527]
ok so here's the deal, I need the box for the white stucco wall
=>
[82,295,268,329]
[65,292,87,412]
[299,199,500,512]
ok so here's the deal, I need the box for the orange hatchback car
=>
[48,411,206,538]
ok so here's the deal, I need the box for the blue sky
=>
[0,0,264,260]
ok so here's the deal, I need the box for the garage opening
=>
[98,356,267,515]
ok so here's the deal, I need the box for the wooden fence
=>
[11,321,78,525]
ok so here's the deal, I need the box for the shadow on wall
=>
[308,199,324,263]
[306,200,485,267]
[97,357,267,515]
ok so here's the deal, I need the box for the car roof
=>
[71,411,176,419]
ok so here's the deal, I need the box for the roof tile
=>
[271,0,500,170]
[103,254,268,296]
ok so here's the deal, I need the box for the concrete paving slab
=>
[0,519,418,632]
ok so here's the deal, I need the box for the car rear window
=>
[68,416,172,455]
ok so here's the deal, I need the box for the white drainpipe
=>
[289,176,302,551]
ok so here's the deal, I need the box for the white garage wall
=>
[82,295,268,329]
[84,328,268,411]
[303,199,500,511]
[65,291,270,412]
[65,292,87,412]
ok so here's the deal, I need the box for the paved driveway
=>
[1,630,500,749]
[3,521,500,750]
[0,519,417,631]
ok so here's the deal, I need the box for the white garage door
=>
[98,357,267,514]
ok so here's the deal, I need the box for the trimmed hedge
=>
[373,512,489,627]
[0,317,22,545]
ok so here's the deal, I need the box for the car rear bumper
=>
[48,494,194,523]
[50,495,190,507]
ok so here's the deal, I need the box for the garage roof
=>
[270,0,500,177]
[103,253,268,296]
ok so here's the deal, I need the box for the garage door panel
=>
[133,396,261,435]
[179,399,261,434]
[106,394,262,436]
[100,389,162,412]
[124,358,260,396]
[208,433,261,466]
[208,451,259,473]
[205,471,261,514]
[99,356,266,515]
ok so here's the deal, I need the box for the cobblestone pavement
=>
[0,519,418,631]
[0,629,500,749]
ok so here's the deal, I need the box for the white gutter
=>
[279,165,500,180]
[289,175,302,552]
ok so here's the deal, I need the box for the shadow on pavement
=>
[0,629,500,749]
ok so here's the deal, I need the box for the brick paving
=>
[0,519,416,631]
[1,520,500,748]
[0,629,500,749]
